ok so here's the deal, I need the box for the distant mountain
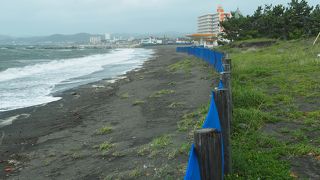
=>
[0,33,102,45]
[27,33,101,43]
[0,32,189,45]
[0,35,12,41]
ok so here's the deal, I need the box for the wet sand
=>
[0,46,218,179]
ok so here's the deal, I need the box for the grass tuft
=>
[98,141,114,152]
[120,92,130,99]
[132,100,145,106]
[150,89,175,98]
[168,59,194,73]
[97,126,113,135]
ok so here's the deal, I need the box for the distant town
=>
[86,6,234,48]
[0,6,236,49]
[86,33,192,48]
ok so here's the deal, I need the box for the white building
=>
[197,6,231,35]
[198,14,220,34]
[140,37,163,45]
[105,33,111,41]
[188,6,231,48]
[89,36,102,45]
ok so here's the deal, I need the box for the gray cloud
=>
[0,0,318,36]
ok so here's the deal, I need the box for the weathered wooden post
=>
[221,55,232,100]
[215,88,232,174]
[194,128,223,180]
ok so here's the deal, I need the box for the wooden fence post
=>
[214,89,232,175]
[194,128,223,180]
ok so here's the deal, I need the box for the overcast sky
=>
[0,0,319,36]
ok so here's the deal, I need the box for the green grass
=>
[169,39,320,179]
[150,89,175,98]
[132,100,145,106]
[177,105,208,132]
[98,141,114,152]
[150,135,172,149]
[96,126,113,135]
[137,135,173,157]
[168,58,194,73]
[219,38,320,179]
[119,92,130,99]
[168,102,185,108]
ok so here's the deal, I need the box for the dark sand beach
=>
[0,46,218,179]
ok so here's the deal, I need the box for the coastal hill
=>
[0,33,98,45]
[0,32,188,45]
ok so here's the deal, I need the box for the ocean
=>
[0,45,154,113]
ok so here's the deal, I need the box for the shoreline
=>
[0,45,218,179]
[0,46,158,123]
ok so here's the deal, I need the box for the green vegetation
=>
[137,135,174,157]
[168,59,194,73]
[150,89,175,98]
[104,168,143,180]
[150,135,172,148]
[177,105,208,132]
[222,0,320,40]
[98,141,114,152]
[218,39,320,179]
[96,126,113,135]
[120,92,130,99]
[132,100,145,106]
[168,102,185,108]
[176,39,319,179]
[71,152,84,160]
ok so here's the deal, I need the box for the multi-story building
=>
[197,6,231,35]
[89,36,102,45]
[188,6,231,47]
[105,33,111,41]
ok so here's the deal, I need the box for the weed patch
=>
[96,126,113,135]
[97,141,114,152]
[132,100,145,106]
[168,59,194,73]
[150,89,175,98]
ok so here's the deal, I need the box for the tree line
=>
[221,0,320,41]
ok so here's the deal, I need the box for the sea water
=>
[0,46,154,113]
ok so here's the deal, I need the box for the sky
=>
[0,0,319,37]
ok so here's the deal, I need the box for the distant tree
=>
[310,5,320,36]
[221,0,319,41]
[286,0,313,39]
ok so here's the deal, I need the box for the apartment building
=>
[197,6,231,35]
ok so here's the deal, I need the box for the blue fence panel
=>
[184,145,201,180]
[184,92,224,180]
[176,47,225,73]
[177,46,227,179]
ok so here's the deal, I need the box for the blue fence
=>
[176,47,225,73]
[176,46,227,179]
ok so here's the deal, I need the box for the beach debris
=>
[8,160,20,166]
[290,172,298,178]
[4,166,13,173]
[238,123,248,129]
[92,85,105,88]
[143,164,148,169]
[308,152,315,156]
[72,111,82,120]
[71,92,78,96]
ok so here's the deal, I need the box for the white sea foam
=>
[0,48,154,112]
